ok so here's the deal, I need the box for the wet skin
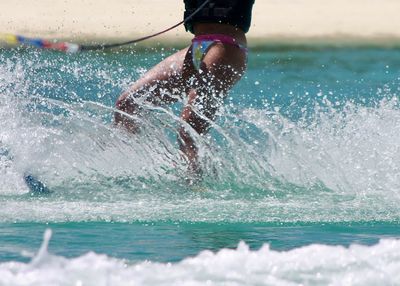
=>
[115,23,247,173]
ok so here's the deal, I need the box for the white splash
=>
[2,51,400,223]
[0,231,399,286]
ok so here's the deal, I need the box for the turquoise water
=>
[1,46,400,285]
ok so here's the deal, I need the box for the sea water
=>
[0,46,400,285]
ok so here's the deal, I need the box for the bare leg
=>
[179,42,247,173]
[115,48,189,132]
[115,42,247,174]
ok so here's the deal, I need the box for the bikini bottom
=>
[191,34,248,70]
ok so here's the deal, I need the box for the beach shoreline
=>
[1,0,400,48]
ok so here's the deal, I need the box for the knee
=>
[181,106,210,135]
[115,93,138,114]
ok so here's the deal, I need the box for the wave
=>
[1,229,399,286]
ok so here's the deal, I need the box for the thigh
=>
[122,47,190,105]
[200,43,247,91]
[181,43,247,119]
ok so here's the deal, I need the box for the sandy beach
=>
[1,0,400,47]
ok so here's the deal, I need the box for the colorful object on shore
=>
[0,0,210,53]
[0,33,80,53]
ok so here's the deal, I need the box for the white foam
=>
[0,232,399,286]
[2,53,400,223]
[241,98,400,192]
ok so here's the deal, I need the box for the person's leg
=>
[115,47,189,132]
[179,42,247,172]
[115,42,247,174]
